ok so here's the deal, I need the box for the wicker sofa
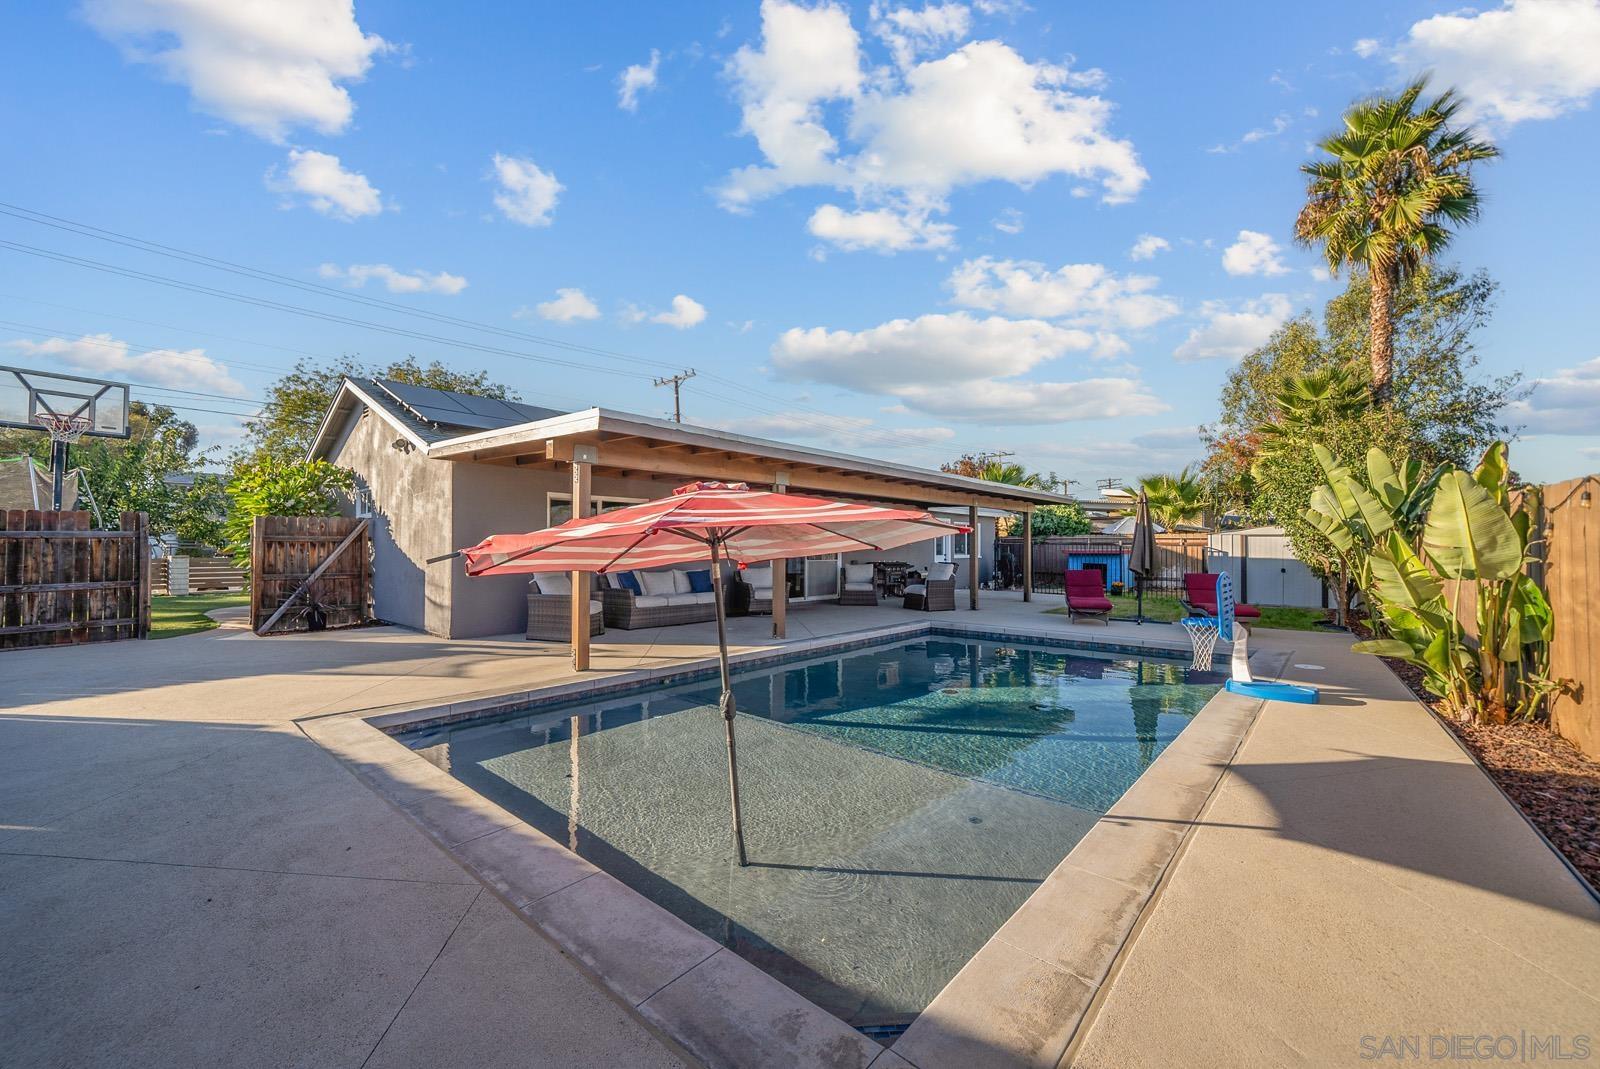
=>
[525,574,604,641]
[598,565,725,630]
[903,562,958,611]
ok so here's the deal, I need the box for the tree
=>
[940,455,1041,487]
[222,457,354,569]
[1028,502,1093,538]
[0,402,214,538]
[241,355,519,463]
[1135,468,1206,528]
[1295,77,1498,401]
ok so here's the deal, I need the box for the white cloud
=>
[992,207,1024,234]
[772,311,1096,392]
[490,153,562,227]
[890,377,1167,424]
[81,0,390,141]
[1025,425,1205,474]
[717,1,1144,246]
[519,288,601,323]
[618,49,661,111]
[8,333,246,396]
[1352,37,1381,58]
[317,262,466,294]
[1393,0,1600,129]
[1506,357,1600,434]
[947,257,1179,331]
[714,410,955,444]
[1128,234,1170,261]
[1309,265,1333,283]
[870,2,972,69]
[266,148,382,219]
[1221,229,1290,276]
[650,294,707,329]
[807,201,955,252]
[1173,294,1292,362]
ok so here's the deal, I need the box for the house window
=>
[351,479,373,519]
[547,492,647,528]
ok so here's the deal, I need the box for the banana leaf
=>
[1473,441,1509,507]
[1367,447,1405,511]
[1422,470,1522,581]
[1353,638,1415,658]
[1368,531,1443,612]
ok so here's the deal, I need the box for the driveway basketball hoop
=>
[2,365,130,511]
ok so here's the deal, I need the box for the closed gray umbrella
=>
[1128,490,1157,625]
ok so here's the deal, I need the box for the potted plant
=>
[1109,580,1126,596]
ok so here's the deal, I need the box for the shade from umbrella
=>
[458,481,967,866]
[1128,490,1157,625]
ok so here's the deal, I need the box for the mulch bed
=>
[1349,619,1600,894]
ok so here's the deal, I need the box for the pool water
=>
[401,637,1221,1033]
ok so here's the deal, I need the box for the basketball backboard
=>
[0,365,130,439]
[1215,570,1236,643]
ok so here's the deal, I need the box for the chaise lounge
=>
[1063,569,1114,625]
[1180,571,1262,621]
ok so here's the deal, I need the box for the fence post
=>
[1022,511,1033,601]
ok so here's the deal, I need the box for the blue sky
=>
[3,0,1598,487]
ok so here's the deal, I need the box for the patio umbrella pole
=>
[707,537,750,867]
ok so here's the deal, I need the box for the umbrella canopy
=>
[461,481,965,576]
[456,481,967,867]
[1128,490,1157,578]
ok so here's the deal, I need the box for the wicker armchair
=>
[526,592,604,641]
[730,563,776,616]
[838,562,878,606]
[903,562,958,611]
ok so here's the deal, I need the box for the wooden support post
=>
[1022,509,1034,602]
[771,478,787,639]
[571,458,592,671]
[969,503,979,611]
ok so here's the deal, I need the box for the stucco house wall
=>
[327,406,454,634]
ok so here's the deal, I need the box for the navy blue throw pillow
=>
[687,569,714,593]
[615,571,642,594]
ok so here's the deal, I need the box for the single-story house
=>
[308,377,1072,639]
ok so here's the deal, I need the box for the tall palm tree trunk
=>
[1368,265,1397,402]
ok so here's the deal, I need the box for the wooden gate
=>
[249,515,371,635]
[1,510,150,650]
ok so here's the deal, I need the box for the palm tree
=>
[1295,78,1497,402]
[979,460,1040,487]
[1255,362,1370,454]
[1135,468,1207,529]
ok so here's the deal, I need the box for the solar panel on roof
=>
[372,377,566,432]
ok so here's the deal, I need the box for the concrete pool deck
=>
[2,593,1597,1067]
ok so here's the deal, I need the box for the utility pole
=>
[973,449,1014,467]
[653,369,696,422]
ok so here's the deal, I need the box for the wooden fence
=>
[250,515,371,635]
[1,510,150,650]
[1540,476,1599,758]
[994,534,1208,595]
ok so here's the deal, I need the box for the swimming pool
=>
[400,635,1221,1033]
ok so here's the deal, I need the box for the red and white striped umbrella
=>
[460,481,966,576]
[455,480,968,869]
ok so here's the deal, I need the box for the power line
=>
[0,202,956,457]
[653,369,696,422]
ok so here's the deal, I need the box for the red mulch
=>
[1348,619,1600,894]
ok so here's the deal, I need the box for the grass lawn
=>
[1047,594,1332,631]
[150,592,249,639]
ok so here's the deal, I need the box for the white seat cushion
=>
[843,564,874,584]
[743,565,772,585]
[843,581,874,591]
[634,594,671,608]
[589,600,602,613]
[690,591,716,604]
[904,583,927,596]
[639,570,678,597]
[534,573,571,596]
[927,563,956,582]
[671,570,693,594]
[749,586,772,600]
[663,593,702,606]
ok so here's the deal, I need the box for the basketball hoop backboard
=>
[0,365,130,439]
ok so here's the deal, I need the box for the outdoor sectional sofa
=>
[599,566,725,630]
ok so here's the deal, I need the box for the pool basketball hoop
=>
[1216,571,1320,704]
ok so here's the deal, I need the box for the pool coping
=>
[297,620,1268,1069]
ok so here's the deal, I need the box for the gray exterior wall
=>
[840,515,996,590]
[328,406,454,634]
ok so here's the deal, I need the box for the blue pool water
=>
[402,636,1221,1031]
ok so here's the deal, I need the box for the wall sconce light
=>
[1581,489,1592,509]
[392,438,414,454]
